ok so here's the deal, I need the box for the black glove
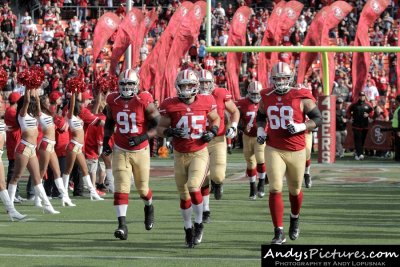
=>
[201,125,219,142]
[128,133,148,147]
[164,128,186,138]
[102,142,113,156]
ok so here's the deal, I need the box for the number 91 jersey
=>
[106,91,154,150]
[159,95,217,153]
[260,88,315,151]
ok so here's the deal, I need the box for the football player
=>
[157,69,220,248]
[236,81,267,200]
[256,62,322,244]
[103,69,160,241]
[197,69,240,223]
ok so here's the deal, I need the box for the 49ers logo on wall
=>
[370,125,386,145]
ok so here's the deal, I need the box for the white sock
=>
[249,175,256,183]
[258,172,266,180]
[192,203,203,224]
[202,195,210,212]
[7,183,17,204]
[115,204,128,217]
[0,190,14,211]
[143,197,152,206]
[305,166,311,175]
[291,213,299,218]
[180,206,193,229]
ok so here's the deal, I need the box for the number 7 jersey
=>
[106,91,154,151]
[260,88,315,151]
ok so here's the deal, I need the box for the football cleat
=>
[114,224,128,240]
[144,204,154,231]
[304,174,312,188]
[202,211,211,224]
[213,183,223,200]
[193,222,204,245]
[271,228,286,245]
[289,216,300,241]
[184,227,195,248]
[249,182,257,200]
[257,179,265,198]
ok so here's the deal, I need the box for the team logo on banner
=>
[130,14,137,25]
[181,7,188,17]
[371,125,386,145]
[332,7,344,20]
[370,0,381,14]
[194,6,202,19]
[105,17,117,29]
[275,7,283,16]
[237,13,245,23]
[144,17,151,27]
[285,7,296,19]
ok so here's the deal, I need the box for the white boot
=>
[83,175,104,201]
[7,183,17,204]
[0,190,27,221]
[34,195,43,208]
[62,174,70,193]
[34,184,60,214]
[54,178,76,207]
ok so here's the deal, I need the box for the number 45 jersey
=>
[159,95,217,153]
[106,91,154,151]
[260,87,315,151]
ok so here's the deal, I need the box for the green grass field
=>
[0,150,399,267]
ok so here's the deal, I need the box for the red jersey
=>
[4,106,21,160]
[159,95,217,153]
[260,87,315,151]
[209,87,232,136]
[235,97,260,137]
[106,91,153,151]
[54,115,70,157]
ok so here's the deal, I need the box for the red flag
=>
[397,28,400,94]
[297,7,330,84]
[258,1,286,88]
[109,8,143,74]
[270,1,303,68]
[131,9,158,69]
[320,1,353,93]
[92,12,120,63]
[226,6,252,100]
[139,2,193,100]
[351,0,389,100]
[162,2,207,102]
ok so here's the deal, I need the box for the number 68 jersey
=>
[260,88,315,151]
[106,91,154,151]
[159,94,217,153]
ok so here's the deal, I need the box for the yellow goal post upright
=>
[204,0,400,163]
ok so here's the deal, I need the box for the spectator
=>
[332,78,350,102]
[362,78,380,101]
[335,98,347,158]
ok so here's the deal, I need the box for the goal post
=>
[204,0,400,163]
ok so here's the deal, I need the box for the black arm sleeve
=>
[147,115,160,131]
[256,111,267,124]
[307,107,322,127]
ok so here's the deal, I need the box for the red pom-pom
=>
[17,66,45,90]
[0,68,8,90]
[108,75,118,92]
[66,75,86,93]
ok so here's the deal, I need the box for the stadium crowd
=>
[0,0,400,246]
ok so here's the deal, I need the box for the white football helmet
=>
[118,69,139,98]
[247,81,263,103]
[198,69,214,95]
[175,69,199,101]
[270,62,294,95]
